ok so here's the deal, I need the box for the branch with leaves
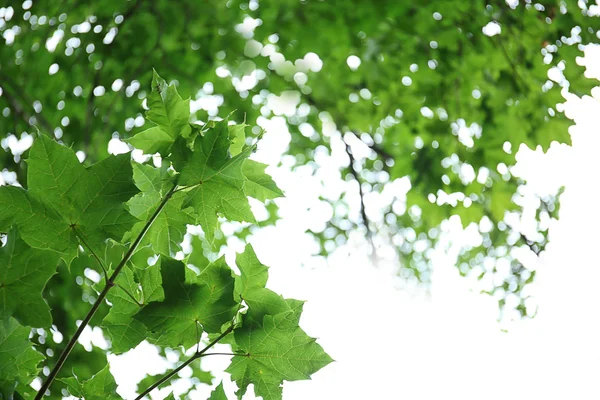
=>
[0,71,331,400]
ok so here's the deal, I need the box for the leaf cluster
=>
[0,73,329,400]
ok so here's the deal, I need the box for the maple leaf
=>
[102,262,158,354]
[0,318,44,398]
[242,160,283,202]
[227,310,333,400]
[235,244,269,298]
[0,230,60,327]
[128,70,191,155]
[60,365,120,400]
[127,163,192,256]
[208,382,228,400]
[172,119,254,244]
[135,257,238,349]
[0,135,138,263]
[78,240,165,354]
[233,245,295,325]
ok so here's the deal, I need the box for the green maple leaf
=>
[88,241,164,354]
[0,135,138,263]
[127,163,192,256]
[242,160,283,202]
[235,244,269,298]
[233,245,293,326]
[226,310,333,400]
[0,318,44,398]
[186,234,211,277]
[135,257,238,348]
[208,382,228,400]
[128,70,191,155]
[60,365,120,400]
[0,230,60,327]
[228,123,248,157]
[102,264,148,354]
[176,119,256,244]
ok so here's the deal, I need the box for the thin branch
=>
[0,72,54,134]
[368,143,393,163]
[134,325,235,400]
[34,184,177,400]
[343,139,371,236]
[495,34,526,92]
[198,352,241,357]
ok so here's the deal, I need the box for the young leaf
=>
[0,135,138,263]
[60,365,120,400]
[235,244,268,298]
[135,257,238,348]
[233,245,293,325]
[128,70,191,155]
[242,160,284,202]
[0,230,60,327]
[227,310,333,400]
[228,123,247,156]
[208,382,228,400]
[0,318,44,398]
[177,120,255,243]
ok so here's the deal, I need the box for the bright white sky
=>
[1,4,598,400]
[105,62,600,399]
[40,36,593,400]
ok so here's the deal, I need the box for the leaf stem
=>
[134,325,235,400]
[72,225,109,282]
[34,185,177,400]
[115,283,143,306]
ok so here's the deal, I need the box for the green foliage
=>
[1,1,596,398]
[0,231,60,327]
[135,257,238,348]
[0,318,44,397]
[208,382,228,400]
[59,365,120,400]
[227,310,333,400]
[128,71,191,155]
[0,74,328,400]
[0,134,138,263]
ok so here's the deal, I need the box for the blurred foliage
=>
[1,0,597,397]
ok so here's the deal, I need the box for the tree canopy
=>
[0,1,596,399]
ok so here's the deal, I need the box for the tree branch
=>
[343,138,371,236]
[134,325,236,400]
[0,72,54,134]
[34,184,177,400]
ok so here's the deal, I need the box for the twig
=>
[34,184,177,400]
[134,325,236,400]
[343,139,371,236]
[495,34,526,92]
[0,72,54,134]
[368,143,393,163]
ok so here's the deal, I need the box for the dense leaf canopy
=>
[0,0,597,399]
